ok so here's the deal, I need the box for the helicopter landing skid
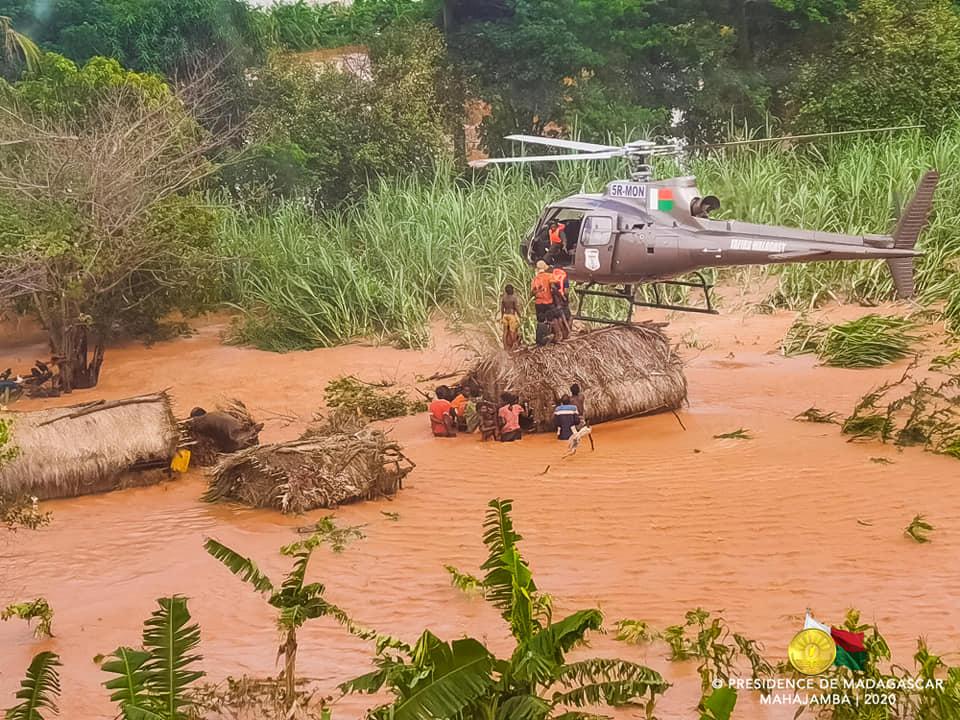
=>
[572,273,719,325]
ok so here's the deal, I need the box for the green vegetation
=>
[794,407,841,424]
[614,618,657,645]
[0,494,49,531]
[0,416,17,465]
[100,596,204,719]
[341,498,669,718]
[782,315,920,368]
[289,516,366,554]
[905,514,934,543]
[204,534,345,713]
[443,564,484,595]
[322,377,422,421]
[4,651,61,720]
[840,367,960,457]
[714,428,752,440]
[1,597,53,638]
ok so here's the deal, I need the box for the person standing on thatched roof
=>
[547,306,570,341]
[531,260,555,323]
[570,383,585,417]
[551,265,571,320]
[428,386,457,437]
[498,392,524,442]
[553,395,581,441]
[500,284,521,350]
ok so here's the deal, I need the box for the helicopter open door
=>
[575,213,617,279]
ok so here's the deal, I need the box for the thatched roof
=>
[0,393,179,500]
[204,423,414,513]
[464,324,686,431]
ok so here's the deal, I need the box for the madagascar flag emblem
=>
[803,612,868,671]
[648,187,674,212]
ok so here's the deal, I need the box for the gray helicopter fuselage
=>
[525,176,919,286]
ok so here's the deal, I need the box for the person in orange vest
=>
[530,260,556,323]
[551,265,571,320]
[546,220,567,264]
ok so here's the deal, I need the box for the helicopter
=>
[470,130,939,324]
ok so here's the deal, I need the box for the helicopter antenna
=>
[470,125,923,181]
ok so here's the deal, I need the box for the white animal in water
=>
[564,424,593,457]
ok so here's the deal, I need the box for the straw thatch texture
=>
[0,393,179,500]
[183,399,262,466]
[464,324,686,431]
[204,424,414,513]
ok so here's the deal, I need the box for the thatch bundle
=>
[464,324,686,431]
[0,393,179,500]
[204,422,414,513]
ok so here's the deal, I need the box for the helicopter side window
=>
[581,216,613,246]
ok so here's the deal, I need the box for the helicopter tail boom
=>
[886,170,940,298]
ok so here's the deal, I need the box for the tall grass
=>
[218,127,960,351]
[219,164,612,350]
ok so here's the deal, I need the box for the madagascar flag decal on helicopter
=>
[648,187,674,211]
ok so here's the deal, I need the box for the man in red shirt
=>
[429,385,456,437]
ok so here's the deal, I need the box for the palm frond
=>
[393,637,494,720]
[512,610,604,685]
[279,549,313,595]
[480,498,538,639]
[495,693,551,720]
[204,538,275,593]
[551,678,660,707]
[0,17,41,76]
[141,597,204,719]
[555,658,668,694]
[101,647,164,720]
[5,651,61,720]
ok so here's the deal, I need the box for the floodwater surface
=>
[1,308,958,719]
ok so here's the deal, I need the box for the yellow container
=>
[170,449,191,473]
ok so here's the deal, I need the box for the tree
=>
[4,651,61,720]
[204,534,344,713]
[785,0,960,132]
[0,54,226,390]
[230,22,455,208]
[99,596,204,720]
[0,16,39,78]
[342,498,669,719]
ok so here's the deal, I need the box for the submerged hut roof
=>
[0,393,179,500]
[464,324,686,431]
[204,424,414,513]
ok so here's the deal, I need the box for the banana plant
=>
[204,534,341,713]
[341,498,670,719]
[5,651,61,720]
[100,596,204,720]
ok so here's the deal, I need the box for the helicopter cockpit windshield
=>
[526,208,584,266]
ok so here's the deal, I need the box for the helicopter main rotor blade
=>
[687,124,924,151]
[503,134,623,153]
[470,150,626,168]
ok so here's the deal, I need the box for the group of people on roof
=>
[428,382,586,444]
[499,258,571,351]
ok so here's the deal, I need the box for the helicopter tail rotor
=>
[886,170,939,299]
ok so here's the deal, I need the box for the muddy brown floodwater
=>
[1,306,959,720]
